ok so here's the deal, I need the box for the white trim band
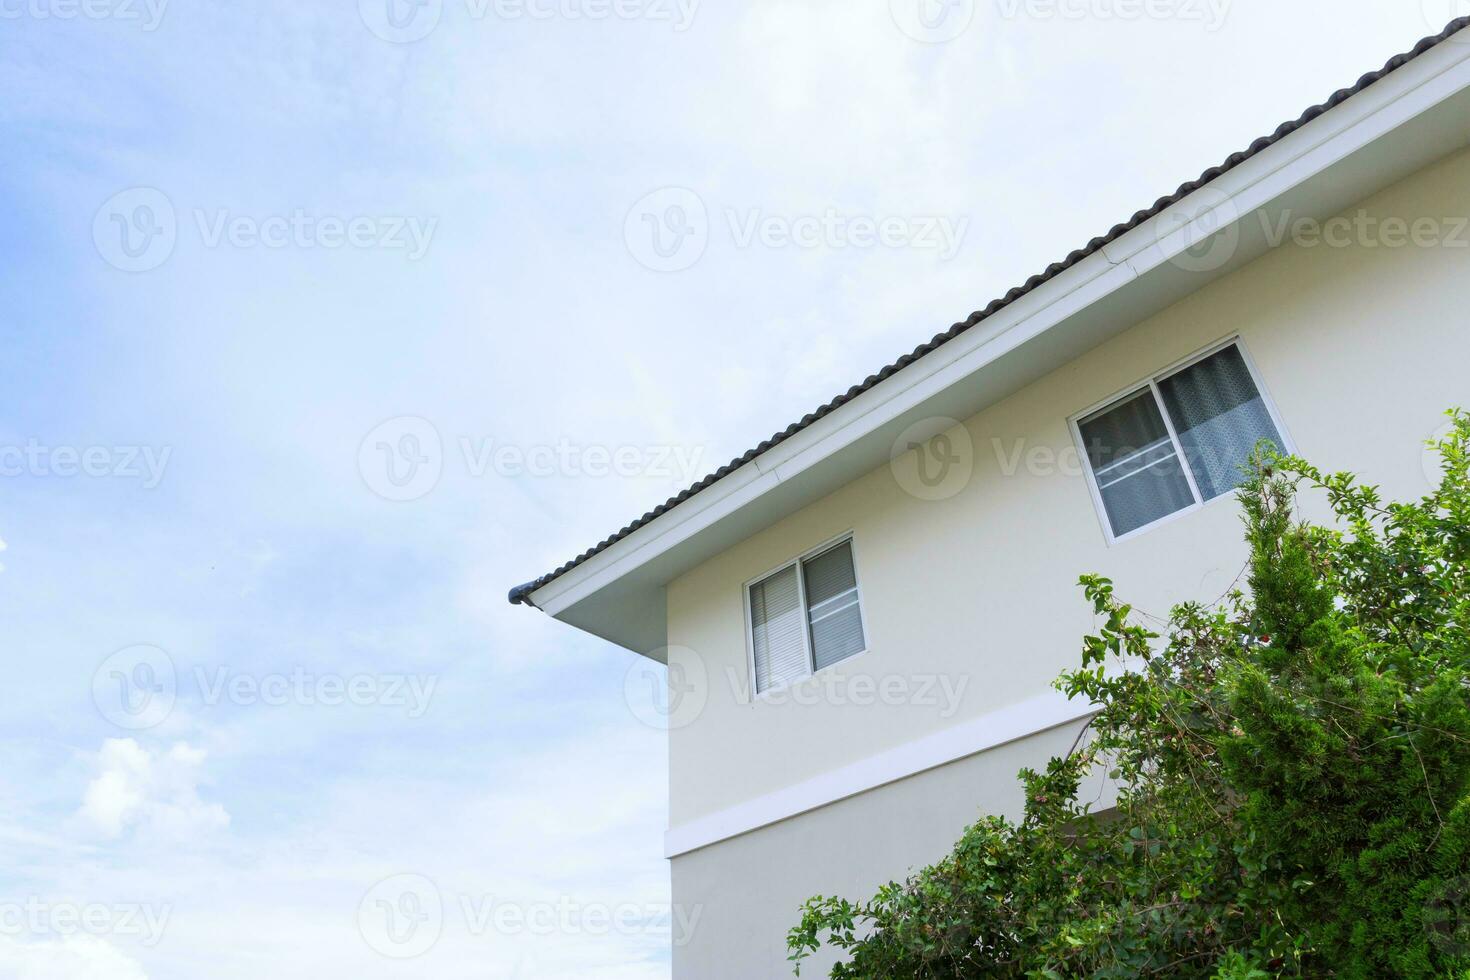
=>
[663,689,1096,858]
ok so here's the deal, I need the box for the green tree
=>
[789,412,1470,978]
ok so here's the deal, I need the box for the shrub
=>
[789,411,1470,978]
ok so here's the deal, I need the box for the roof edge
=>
[509,15,1470,608]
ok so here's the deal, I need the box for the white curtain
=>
[1159,345,1283,500]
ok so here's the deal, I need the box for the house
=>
[509,17,1470,978]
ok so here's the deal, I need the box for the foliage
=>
[789,411,1470,978]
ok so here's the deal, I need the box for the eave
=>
[514,21,1470,660]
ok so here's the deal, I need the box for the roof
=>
[509,15,1470,608]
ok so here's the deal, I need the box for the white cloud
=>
[0,935,148,980]
[78,740,229,842]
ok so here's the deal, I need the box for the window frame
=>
[1068,336,1294,546]
[741,531,871,701]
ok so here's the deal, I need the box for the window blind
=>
[802,541,865,671]
[749,564,808,693]
[1079,389,1196,537]
[1077,341,1286,540]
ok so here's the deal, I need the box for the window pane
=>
[1158,345,1283,500]
[802,541,865,671]
[749,565,808,693]
[1079,390,1197,537]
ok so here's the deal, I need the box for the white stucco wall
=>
[663,144,1469,976]
[670,721,1090,980]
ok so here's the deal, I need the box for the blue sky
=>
[0,1,1458,976]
